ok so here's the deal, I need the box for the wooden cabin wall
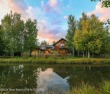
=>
[54,40,66,51]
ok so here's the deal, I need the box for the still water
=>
[0,64,110,94]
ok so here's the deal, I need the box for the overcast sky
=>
[0,0,109,44]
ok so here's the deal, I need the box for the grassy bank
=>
[0,57,110,64]
[1,81,110,94]
[71,81,110,94]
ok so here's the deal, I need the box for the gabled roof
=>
[37,45,54,50]
[53,38,67,46]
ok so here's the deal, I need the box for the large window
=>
[61,43,65,47]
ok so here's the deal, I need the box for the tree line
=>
[0,11,38,56]
[66,0,110,58]
[0,11,110,58]
[66,13,110,58]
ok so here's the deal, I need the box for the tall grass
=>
[1,81,110,94]
[100,81,110,94]
[71,81,110,94]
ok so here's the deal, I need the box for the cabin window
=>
[61,43,65,47]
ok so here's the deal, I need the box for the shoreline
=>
[0,57,110,65]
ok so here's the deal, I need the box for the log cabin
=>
[31,38,68,56]
[53,38,68,55]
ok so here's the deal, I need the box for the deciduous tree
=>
[24,19,38,56]
[91,0,110,7]
[0,25,5,56]
[1,11,24,56]
[74,13,110,58]
[66,15,76,57]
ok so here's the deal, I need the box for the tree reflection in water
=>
[1,64,110,94]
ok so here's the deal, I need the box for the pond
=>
[0,64,110,94]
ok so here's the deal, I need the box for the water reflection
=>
[0,65,36,89]
[35,68,70,94]
[13,65,24,73]
[0,64,110,94]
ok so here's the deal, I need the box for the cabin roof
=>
[37,45,54,50]
[53,38,67,46]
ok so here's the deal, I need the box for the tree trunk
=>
[35,50,37,57]
[88,50,90,58]
[78,51,79,57]
[11,50,14,57]
[29,49,32,57]
[83,51,85,58]
[92,52,94,57]
[72,46,75,57]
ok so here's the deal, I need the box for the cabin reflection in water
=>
[35,68,70,94]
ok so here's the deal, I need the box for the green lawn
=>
[0,57,110,64]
